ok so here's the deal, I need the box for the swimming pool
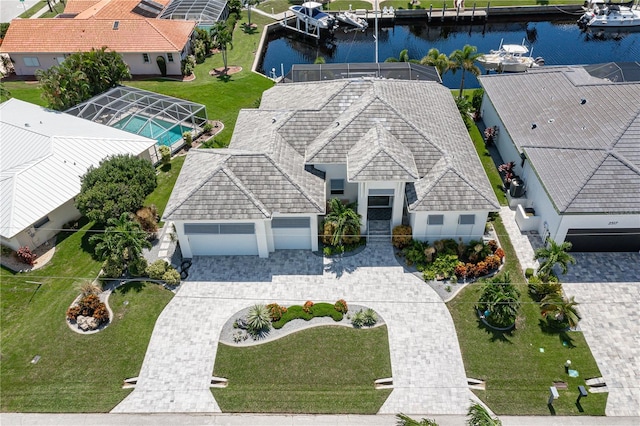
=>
[113,115,188,147]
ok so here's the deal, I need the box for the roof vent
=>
[336,121,340,127]
[548,119,554,123]
[531,123,537,130]
[25,123,30,127]
[580,98,587,105]
[271,117,276,123]
[113,21,119,30]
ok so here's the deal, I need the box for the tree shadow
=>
[476,315,514,343]
[115,280,145,294]
[242,23,258,35]
[323,256,358,279]
[160,163,172,173]
[536,0,549,4]
[538,318,576,348]
[216,74,232,82]
[56,216,91,245]
[80,222,105,261]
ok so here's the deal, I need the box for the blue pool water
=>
[114,115,187,147]
[260,18,640,89]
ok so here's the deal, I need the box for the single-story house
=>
[0,0,196,76]
[164,79,499,258]
[479,65,640,252]
[0,98,157,251]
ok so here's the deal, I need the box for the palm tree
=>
[420,48,451,78]
[540,294,581,329]
[90,212,151,264]
[396,413,439,426]
[534,238,576,276]
[449,45,482,98]
[323,198,362,246]
[385,49,411,63]
[467,402,502,426]
[210,22,233,74]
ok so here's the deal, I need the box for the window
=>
[427,215,444,225]
[33,216,50,229]
[167,53,174,62]
[272,218,310,228]
[459,214,475,225]
[24,57,40,67]
[184,223,255,234]
[330,179,345,195]
[142,53,150,63]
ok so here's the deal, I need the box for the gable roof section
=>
[347,123,419,182]
[480,67,640,214]
[0,99,156,239]
[0,17,195,54]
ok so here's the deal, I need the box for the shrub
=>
[272,303,341,329]
[321,222,336,245]
[465,263,477,278]
[159,145,171,165]
[16,246,37,265]
[478,282,521,328]
[310,302,343,321]
[485,254,501,270]
[181,54,196,76]
[392,225,412,249]
[475,261,489,277]
[303,300,314,313]
[146,259,169,280]
[162,268,181,286]
[67,294,109,325]
[494,247,505,260]
[351,310,365,328]
[487,239,498,252]
[267,303,287,321]
[135,205,159,234]
[454,262,467,279]
[525,268,534,278]
[102,255,124,278]
[80,281,102,296]
[528,280,563,302]
[77,294,102,317]
[155,55,167,76]
[323,246,332,256]
[363,308,378,327]
[203,122,213,134]
[334,299,348,313]
[423,254,459,281]
[92,304,109,323]
[1,245,13,257]
[403,240,427,266]
[246,304,272,337]
[66,306,81,321]
[183,132,193,148]
[128,256,148,277]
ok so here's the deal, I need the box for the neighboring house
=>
[164,79,499,258]
[479,65,640,252]
[0,0,196,76]
[0,99,157,251]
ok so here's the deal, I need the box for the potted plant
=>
[484,126,497,146]
[498,161,516,190]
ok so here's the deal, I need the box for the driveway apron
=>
[113,243,473,414]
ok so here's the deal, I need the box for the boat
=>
[336,10,368,31]
[288,2,336,30]
[578,2,640,27]
[478,40,544,73]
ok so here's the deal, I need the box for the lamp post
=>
[374,0,379,63]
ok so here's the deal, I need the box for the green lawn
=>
[144,155,186,219]
[256,0,301,14]
[0,223,174,412]
[446,216,606,415]
[327,1,373,10]
[381,0,583,8]
[212,326,392,413]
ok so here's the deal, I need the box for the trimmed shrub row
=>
[272,302,344,329]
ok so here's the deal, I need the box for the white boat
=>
[478,40,544,73]
[289,2,336,30]
[578,2,640,27]
[336,10,368,31]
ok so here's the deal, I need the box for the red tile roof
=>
[70,0,172,19]
[0,18,196,53]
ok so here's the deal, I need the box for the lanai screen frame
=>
[160,0,229,24]
[66,86,208,151]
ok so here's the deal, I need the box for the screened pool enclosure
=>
[66,86,208,151]
[160,0,229,25]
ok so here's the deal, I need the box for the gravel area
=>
[219,304,385,347]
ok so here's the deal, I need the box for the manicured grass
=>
[446,215,606,415]
[256,0,302,14]
[212,326,392,413]
[18,0,49,18]
[272,303,343,328]
[327,1,373,10]
[0,82,45,106]
[144,155,186,219]
[0,223,174,412]
[469,123,507,206]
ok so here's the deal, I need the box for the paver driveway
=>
[562,252,640,417]
[113,243,473,414]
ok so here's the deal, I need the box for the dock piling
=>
[442,2,446,21]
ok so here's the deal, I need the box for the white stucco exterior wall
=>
[410,210,489,243]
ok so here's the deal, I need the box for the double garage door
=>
[566,228,640,252]
[185,218,312,256]
[186,223,258,256]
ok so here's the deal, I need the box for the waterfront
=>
[260,18,640,88]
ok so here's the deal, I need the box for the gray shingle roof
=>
[480,66,640,214]
[347,122,419,181]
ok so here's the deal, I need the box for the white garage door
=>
[272,217,312,250]
[185,223,258,256]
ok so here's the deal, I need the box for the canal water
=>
[260,17,640,88]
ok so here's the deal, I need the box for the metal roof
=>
[65,86,208,147]
[160,0,228,24]
[286,62,442,83]
[0,99,156,239]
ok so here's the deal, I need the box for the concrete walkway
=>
[113,243,473,414]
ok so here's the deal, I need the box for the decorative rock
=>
[77,315,99,331]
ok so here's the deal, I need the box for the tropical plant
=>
[128,256,148,277]
[322,198,362,247]
[385,49,411,63]
[478,277,520,328]
[37,47,130,110]
[181,55,196,76]
[449,44,482,98]
[303,300,314,313]
[89,213,152,266]
[456,95,473,129]
[534,238,576,276]
[392,225,412,249]
[80,281,102,297]
[267,303,287,321]
[162,268,181,286]
[402,239,427,265]
[396,413,439,426]
[210,21,233,74]
[203,122,214,134]
[314,56,326,64]
[102,255,125,278]
[16,246,37,265]
[76,154,157,224]
[363,308,378,327]
[540,294,581,329]
[351,310,365,328]
[527,277,562,302]
[194,27,214,58]
[334,299,348,313]
[420,47,450,77]
[466,402,502,426]
[228,0,242,17]
[246,304,272,337]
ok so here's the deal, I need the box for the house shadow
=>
[113,280,146,294]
